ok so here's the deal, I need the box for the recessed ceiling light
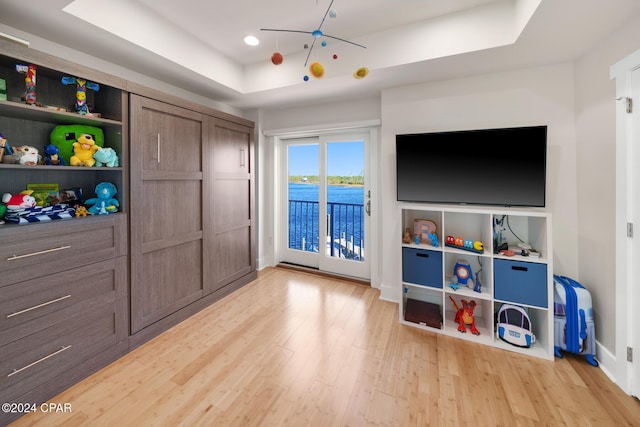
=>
[244,35,260,46]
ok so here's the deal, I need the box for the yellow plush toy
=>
[70,133,99,167]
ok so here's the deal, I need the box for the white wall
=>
[379,63,580,301]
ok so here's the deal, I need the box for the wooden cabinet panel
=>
[142,180,203,242]
[211,120,251,174]
[130,95,206,333]
[213,179,250,227]
[213,227,253,287]
[0,302,118,403]
[138,240,203,326]
[0,255,127,404]
[207,118,255,293]
[0,257,124,341]
[0,214,126,286]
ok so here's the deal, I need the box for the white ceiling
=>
[1,0,640,110]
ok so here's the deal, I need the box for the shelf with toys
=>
[0,50,126,226]
[399,203,553,360]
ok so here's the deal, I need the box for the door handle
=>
[366,200,371,216]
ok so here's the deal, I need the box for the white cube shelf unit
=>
[399,203,554,360]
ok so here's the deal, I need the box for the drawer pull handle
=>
[512,266,528,272]
[7,245,71,261]
[7,295,72,318]
[416,253,429,258]
[8,345,72,378]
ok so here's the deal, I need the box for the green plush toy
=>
[49,124,104,166]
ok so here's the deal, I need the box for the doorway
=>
[279,132,370,280]
[611,50,640,398]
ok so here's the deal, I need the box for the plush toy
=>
[2,191,37,211]
[70,134,100,167]
[1,145,40,165]
[44,143,65,166]
[449,296,480,335]
[75,206,89,217]
[84,182,119,215]
[0,133,6,163]
[93,147,119,167]
[0,198,6,224]
[50,124,104,166]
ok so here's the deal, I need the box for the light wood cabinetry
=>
[399,203,554,360]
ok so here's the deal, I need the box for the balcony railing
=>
[288,200,365,261]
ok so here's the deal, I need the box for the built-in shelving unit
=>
[399,203,554,360]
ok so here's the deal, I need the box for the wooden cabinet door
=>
[130,95,206,333]
[206,117,255,294]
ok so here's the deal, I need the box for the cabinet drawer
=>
[0,257,126,344]
[494,259,548,307]
[402,247,443,288]
[0,301,119,402]
[0,214,126,286]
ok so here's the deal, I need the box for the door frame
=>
[266,120,380,284]
[611,48,640,397]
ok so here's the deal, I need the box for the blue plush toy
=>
[85,182,119,215]
[44,143,65,165]
[93,147,119,167]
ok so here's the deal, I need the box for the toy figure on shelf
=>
[70,134,100,167]
[2,191,36,211]
[93,147,119,167]
[85,182,119,215]
[62,76,99,115]
[1,145,40,165]
[451,259,474,288]
[402,228,412,244]
[449,296,480,335]
[0,133,6,163]
[44,143,65,165]
[16,64,36,105]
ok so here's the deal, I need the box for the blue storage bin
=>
[402,247,443,288]
[494,259,548,307]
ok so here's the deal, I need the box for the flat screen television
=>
[396,126,547,207]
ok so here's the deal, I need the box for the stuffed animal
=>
[2,191,37,211]
[449,296,480,335]
[0,198,6,224]
[0,133,6,163]
[93,147,119,167]
[75,206,89,217]
[70,133,100,167]
[50,124,104,165]
[84,182,119,215]
[44,143,65,165]
[2,145,40,165]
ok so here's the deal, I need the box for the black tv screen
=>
[396,126,547,207]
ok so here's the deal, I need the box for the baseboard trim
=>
[276,263,371,287]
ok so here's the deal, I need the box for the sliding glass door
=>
[280,133,370,279]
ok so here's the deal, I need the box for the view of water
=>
[288,183,365,259]
[288,183,365,204]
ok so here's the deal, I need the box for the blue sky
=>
[288,141,364,176]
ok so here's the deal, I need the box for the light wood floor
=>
[9,267,640,426]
